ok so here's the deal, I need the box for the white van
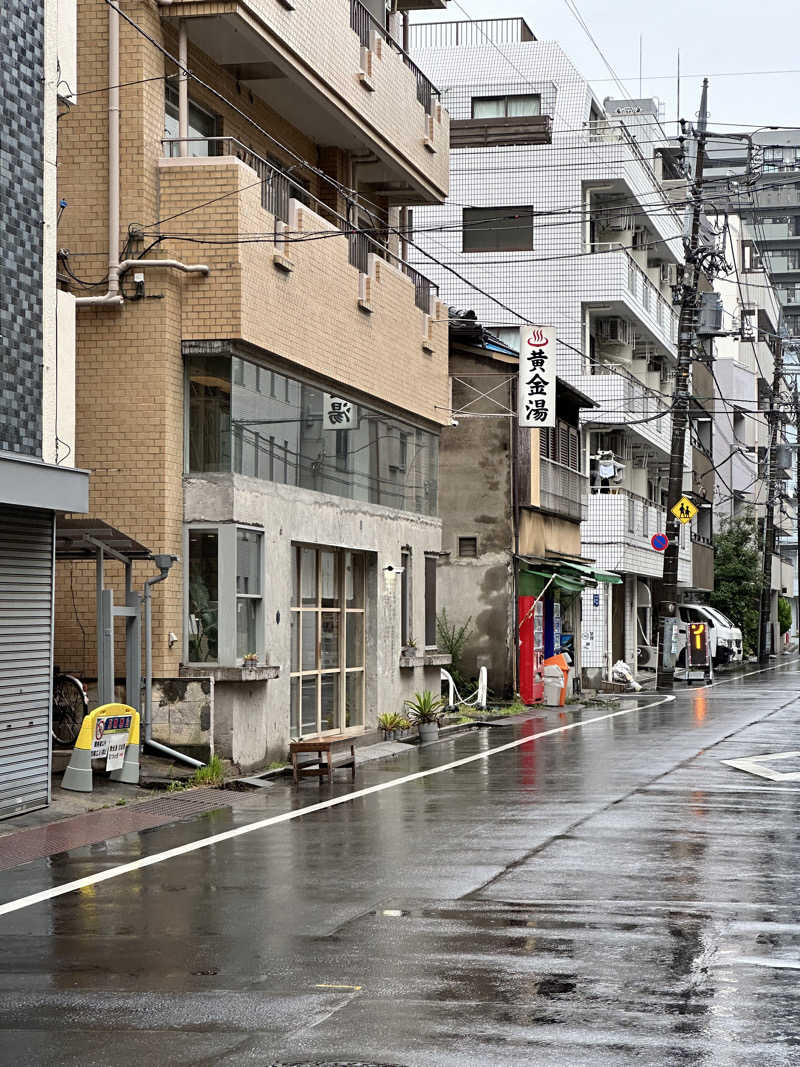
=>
[676,603,743,666]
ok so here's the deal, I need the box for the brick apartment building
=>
[55,0,451,768]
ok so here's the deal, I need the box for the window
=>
[186,525,263,665]
[424,554,438,648]
[472,94,541,119]
[458,536,478,558]
[290,547,366,737]
[540,421,580,471]
[164,83,221,155]
[400,549,411,647]
[236,529,262,658]
[462,206,533,253]
[186,354,439,516]
[188,530,219,663]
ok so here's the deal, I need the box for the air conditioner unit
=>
[597,317,632,345]
[660,263,677,286]
[637,644,658,670]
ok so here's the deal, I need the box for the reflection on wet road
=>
[2,665,800,1065]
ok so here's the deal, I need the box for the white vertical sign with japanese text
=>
[518,326,556,428]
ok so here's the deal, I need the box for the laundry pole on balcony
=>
[178,20,188,156]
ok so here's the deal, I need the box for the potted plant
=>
[242,652,259,668]
[377,711,403,741]
[405,690,447,743]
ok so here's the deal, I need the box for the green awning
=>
[518,564,587,596]
[559,561,622,585]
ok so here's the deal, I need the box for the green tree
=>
[778,596,792,636]
[711,515,763,657]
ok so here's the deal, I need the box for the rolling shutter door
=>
[0,508,54,819]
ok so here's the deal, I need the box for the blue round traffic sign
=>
[651,533,669,552]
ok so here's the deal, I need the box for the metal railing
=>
[349,0,439,115]
[409,17,535,49]
[161,136,438,314]
[539,458,588,523]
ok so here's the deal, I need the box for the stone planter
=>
[381,729,396,742]
[418,722,439,743]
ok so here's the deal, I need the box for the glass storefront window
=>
[186,525,263,665]
[290,545,367,737]
[186,354,439,516]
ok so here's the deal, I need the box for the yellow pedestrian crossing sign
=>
[671,496,698,524]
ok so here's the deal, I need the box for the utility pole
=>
[656,80,709,689]
[759,337,784,664]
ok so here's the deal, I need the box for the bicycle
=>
[52,667,89,746]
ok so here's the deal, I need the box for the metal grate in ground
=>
[0,789,233,872]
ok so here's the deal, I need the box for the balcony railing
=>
[539,458,588,522]
[349,0,439,115]
[161,136,438,314]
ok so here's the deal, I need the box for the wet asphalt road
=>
[3,664,800,1066]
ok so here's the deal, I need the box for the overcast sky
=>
[410,0,799,131]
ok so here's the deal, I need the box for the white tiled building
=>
[409,17,696,680]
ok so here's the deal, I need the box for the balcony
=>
[538,457,588,522]
[573,366,673,457]
[157,145,446,426]
[582,490,692,582]
[159,0,449,203]
[580,247,678,356]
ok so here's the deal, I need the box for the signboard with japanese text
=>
[518,326,556,428]
[323,394,354,430]
[90,712,134,771]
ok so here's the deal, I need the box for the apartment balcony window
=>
[164,83,221,156]
[472,94,541,118]
[186,353,439,516]
[462,206,533,253]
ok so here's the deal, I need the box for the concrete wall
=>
[151,677,213,760]
[183,473,444,767]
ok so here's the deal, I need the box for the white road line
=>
[1,656,797,918]
[0,696,674,918]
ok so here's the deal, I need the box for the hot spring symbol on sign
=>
[518,326,555,428]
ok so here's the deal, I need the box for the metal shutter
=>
[0,507,54,819]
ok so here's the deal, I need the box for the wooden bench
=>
[289,735,356,785]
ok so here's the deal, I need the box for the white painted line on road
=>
[721,750,800,781]
[1,656,797,918]
[0,695,675,918]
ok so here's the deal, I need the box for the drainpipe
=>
[144,556,203,768]
[178,20,188,157]
[75,4,209,306]
[75,0,123,307]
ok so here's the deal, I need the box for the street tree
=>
[711,515,763,657]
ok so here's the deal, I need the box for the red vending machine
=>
[518,597,545,705]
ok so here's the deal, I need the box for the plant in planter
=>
[377,711,403,741]
[397,717,412,739]
[405,690,447,743]
[242,652,259,667]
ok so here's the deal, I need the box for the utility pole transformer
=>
[656,80,709,689]
[759,336,784,665]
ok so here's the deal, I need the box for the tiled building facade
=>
[408,18,703,682]
[55,0,451,768]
